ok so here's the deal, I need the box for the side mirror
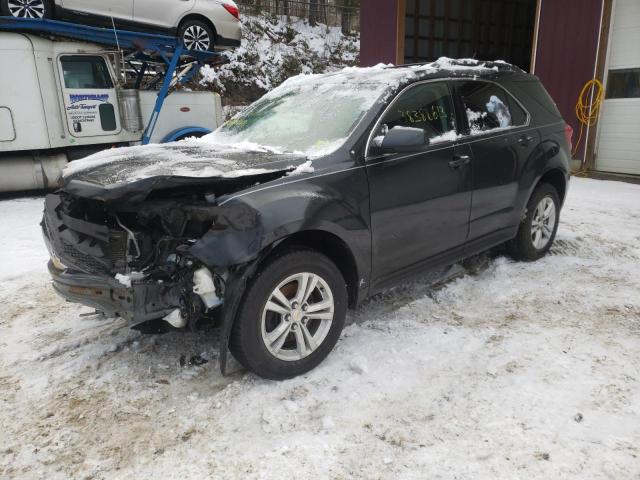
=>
[371,126,427,155]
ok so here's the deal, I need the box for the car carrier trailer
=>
[0,17,226,193]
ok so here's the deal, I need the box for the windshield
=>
[205,77,388,157]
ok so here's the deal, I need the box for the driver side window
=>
[376,82,457,147]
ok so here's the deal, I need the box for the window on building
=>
[60,56,114,89]
[456,81,527,133]
[377,82,457,144]
[605,68,640,99]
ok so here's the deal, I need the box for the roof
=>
[273,57,525,106]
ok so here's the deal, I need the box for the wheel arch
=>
[178,13,219,42]
[536,168,568,205]
[262,230,361,309]
[161,126,211,143]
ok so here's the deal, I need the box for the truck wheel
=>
[2,0,52,18]
[230,250,348,380]
[179,20,216,52]
[509,183,560,261]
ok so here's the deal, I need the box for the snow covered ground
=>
[1,177,639,479]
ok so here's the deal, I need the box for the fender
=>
[161,126,211,143]
[187,167,372,288]
[517,136,570,218]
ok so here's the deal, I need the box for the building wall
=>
[360,0,399,66]
[533,0,604,160]
[360,0,606,161]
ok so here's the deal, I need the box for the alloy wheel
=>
[531,196,556,249]
[7,0,45,18]
[182,25,211,51]
[261,272,335,362]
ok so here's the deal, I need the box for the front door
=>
[366,81,473,290]
[58,55,122,138]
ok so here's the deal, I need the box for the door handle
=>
[518,134,534,145]
[449,155,470,169]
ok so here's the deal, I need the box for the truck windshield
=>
[205,78,387,157]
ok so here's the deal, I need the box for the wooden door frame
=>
[530,0,542,73]
[584,0,613,170]
[395,0,406,65]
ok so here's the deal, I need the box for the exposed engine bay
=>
[41,173,283,329]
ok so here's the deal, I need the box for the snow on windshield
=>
[204,71,396,158]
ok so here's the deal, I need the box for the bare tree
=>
[309,0,318,26]
[340,0,358,35]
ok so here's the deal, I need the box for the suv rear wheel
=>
[509,182,560,261]
[2,0,52,18]
[230,250,348,380]
[179,20,216,52]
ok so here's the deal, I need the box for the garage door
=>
[596,0,640,174]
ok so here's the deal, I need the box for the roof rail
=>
[391,58,521,72]
[0,16,221,63]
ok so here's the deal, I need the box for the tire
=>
[178,20,216,52]
[1,0,52,18]
[509,182,561,261]
[230,250,348,380]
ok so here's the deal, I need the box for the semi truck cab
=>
[0,32,223,192]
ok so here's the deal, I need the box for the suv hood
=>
[61,141,309,202]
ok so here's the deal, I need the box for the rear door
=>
[60,0,133,21]
[133,0,196,29]
[366,81,473,289]
[453,80,535,246]
[58,55,122,138]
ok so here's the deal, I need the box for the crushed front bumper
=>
[48,261,177,322]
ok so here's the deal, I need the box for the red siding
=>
[360,0,399,66]
[534,0,603,160]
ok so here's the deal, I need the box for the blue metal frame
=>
[161,126,212,143]
[0,17,223,145]
[0,17,218,62]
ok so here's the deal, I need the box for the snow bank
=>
[2,178,640,478]
[199,14,360,102]
[0,197,48,281]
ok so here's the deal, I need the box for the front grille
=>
[44,193,128,276]
[60,239,111,275]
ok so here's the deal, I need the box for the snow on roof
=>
[278,57,509,90]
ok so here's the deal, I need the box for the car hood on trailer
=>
[60,141,309,202]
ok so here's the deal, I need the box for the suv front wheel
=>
[230,250,348,380]
[509,182,560,261]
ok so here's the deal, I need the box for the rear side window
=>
[457,81,528,134]
[378,82,457,144]
[60,56,114,89]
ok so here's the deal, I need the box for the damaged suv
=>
[42,58,571,379]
